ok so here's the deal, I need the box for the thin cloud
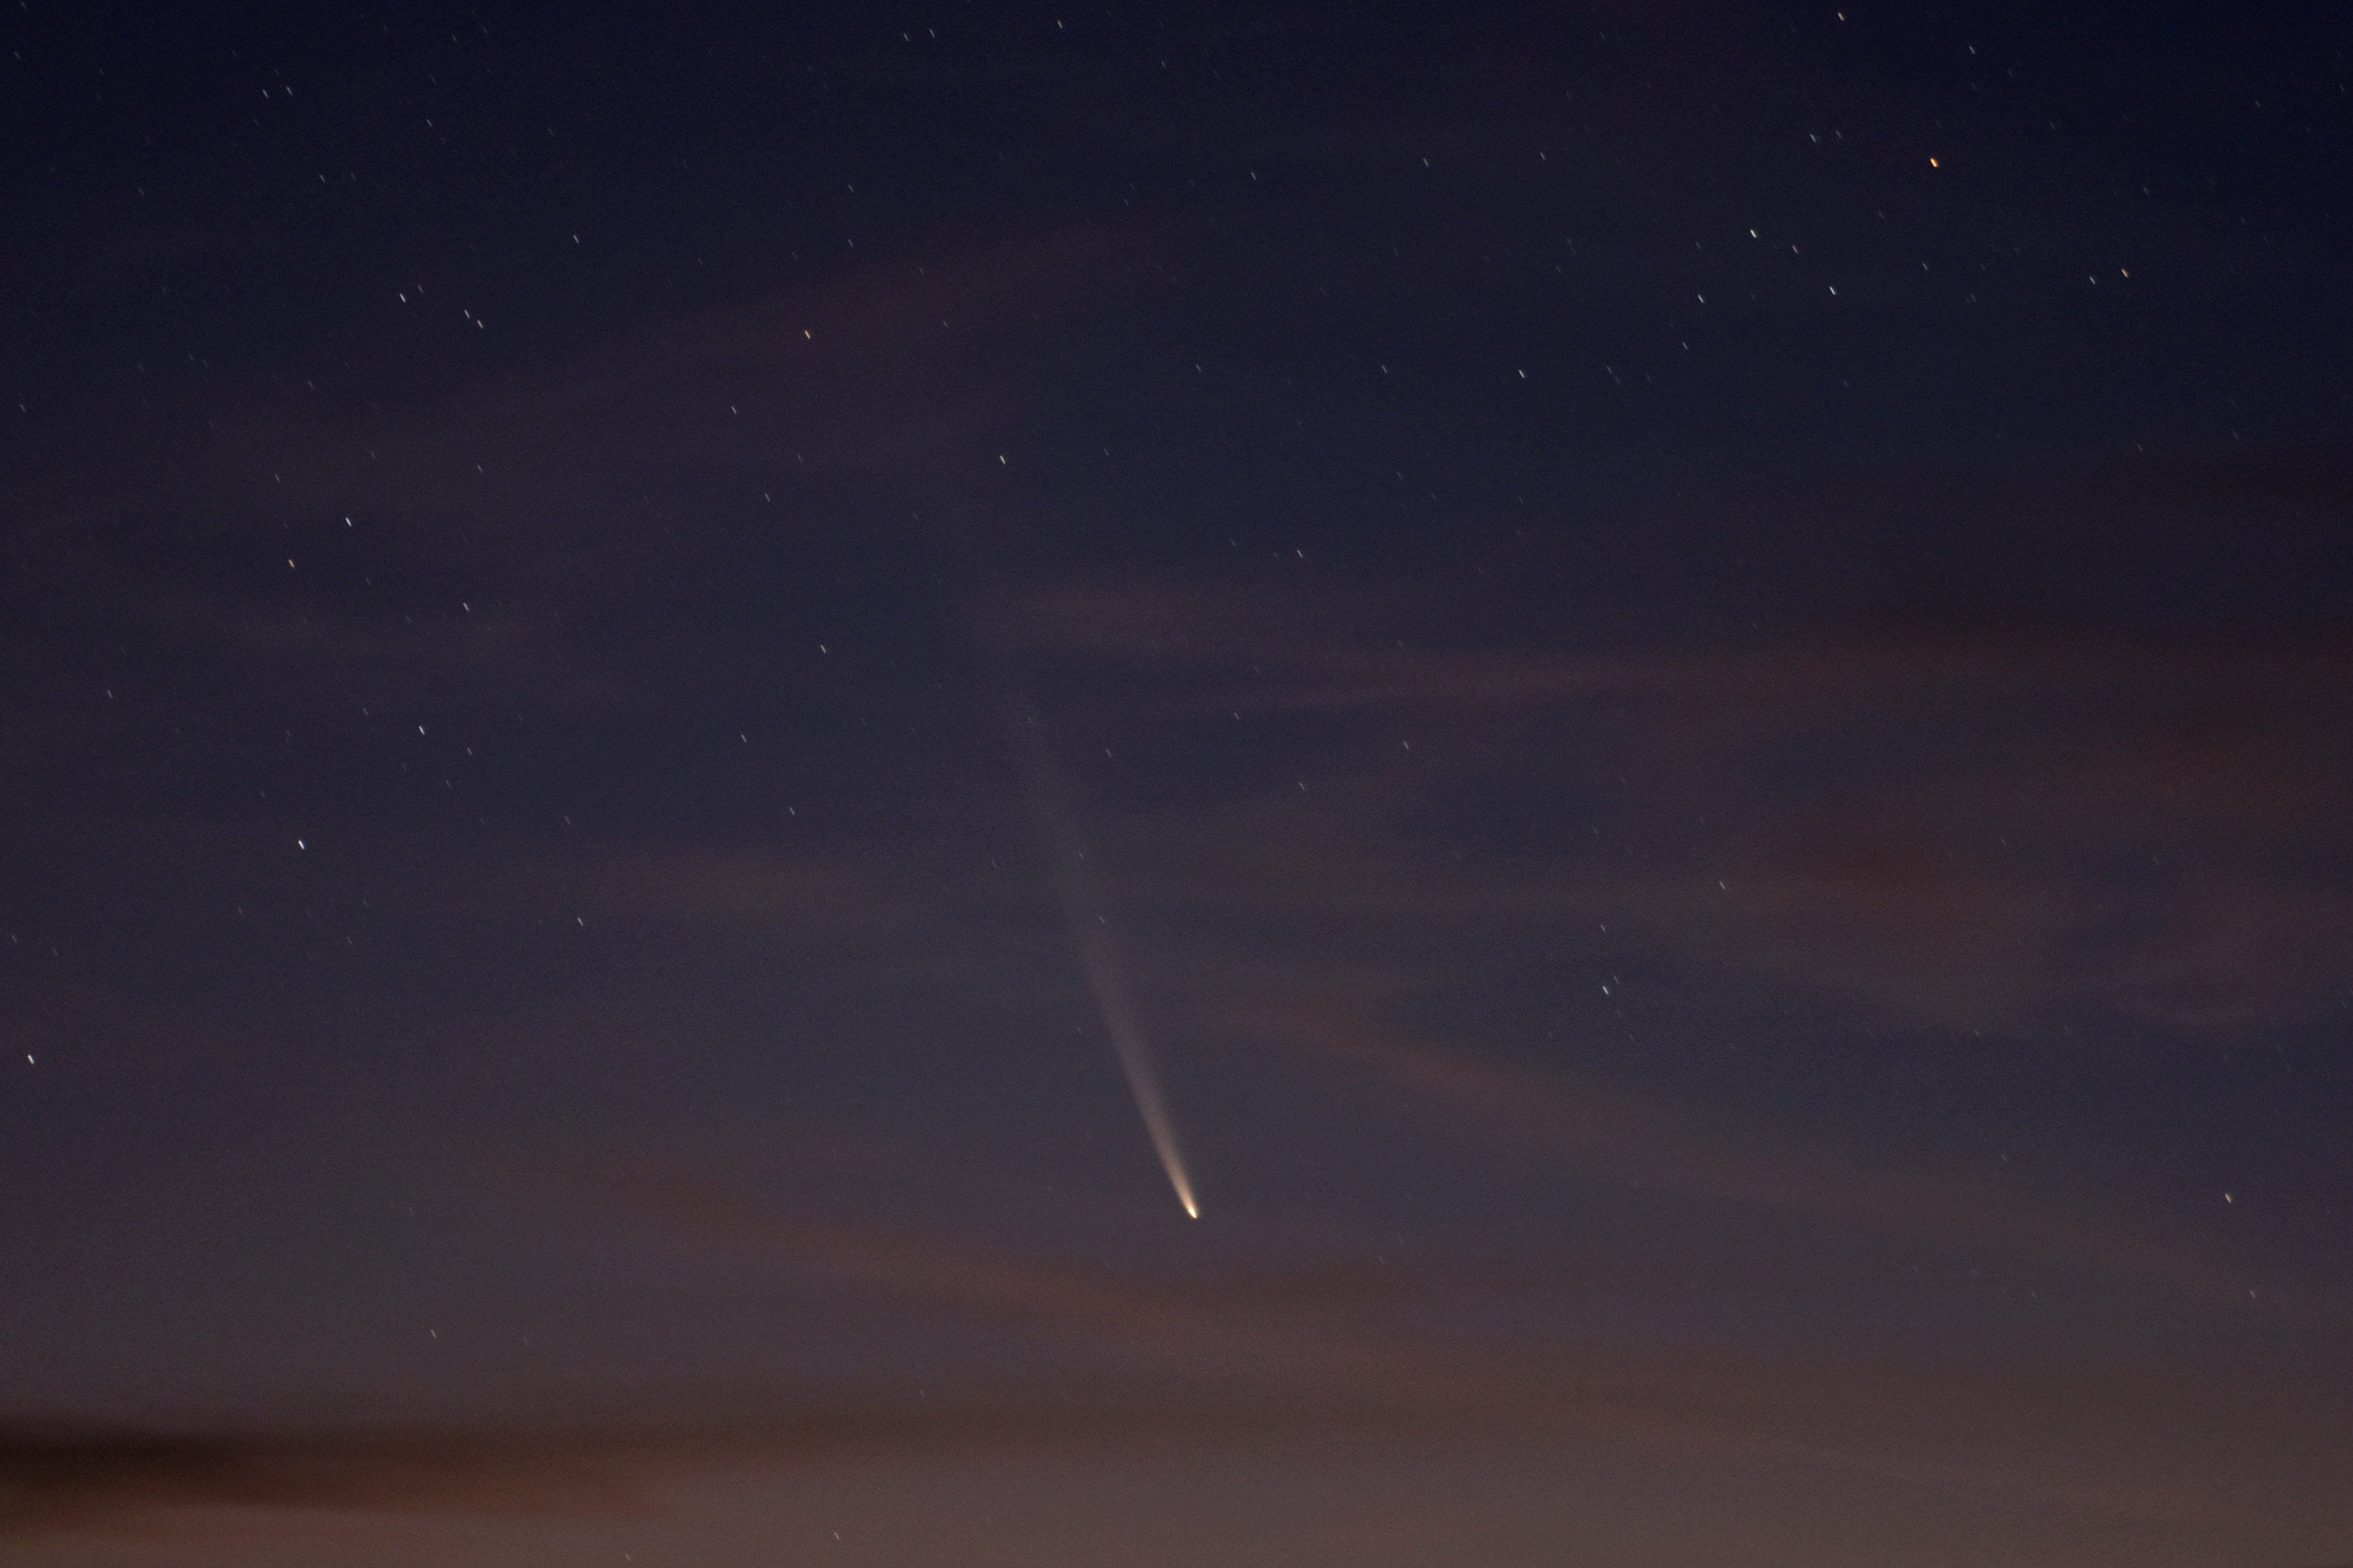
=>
[0,1391,1410,1541]
[999,582,2353,1038]
[1,1340,2294,1541]
[6,1144,2328,1543]
[1229,998,2292,1312]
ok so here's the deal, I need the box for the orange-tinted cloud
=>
[1228,998,2286,1311]
[995,580,2353,1040]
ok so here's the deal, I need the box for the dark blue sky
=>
[4,3,2351,1562]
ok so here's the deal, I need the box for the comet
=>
[1001,689,1200,1220]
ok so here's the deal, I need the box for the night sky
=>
[5,2,2352,1563]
